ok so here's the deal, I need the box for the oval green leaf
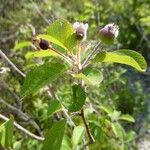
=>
[111,122,125,139]
[69,84,86,112]
[119,114,135,123]
[37,34,68,51]
[72,67,103,86]
[42,120,66,150]
[93,49,147,72]
[46,19,77,51]
[61,135,72,150]
[0,115,14,148]
[72,126,85,148]
[13,41,33,51]
[100,105,113,114]
[21,62,67,97]
[25,50,59,59]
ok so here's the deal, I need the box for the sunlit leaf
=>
[37,34,68,51]
[13,41,33,51]
[60,145,72,150]
[60,135,72,150]
[93,49,147,72]
[109,110,121,121]
[46,19,77,51]
[13,140,22,150]
[73,67,103,86]
[100,105,113,114]
[111,122,125,139]
[42,120,66,150]
[0,115,14,148]
[83,67,103,85]
[119,114,135,123]
[72,126,85,148]
[25,50,59,59]
[140,16,150,24]
[72,73,94,85]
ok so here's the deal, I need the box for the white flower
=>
[73,22,88,40]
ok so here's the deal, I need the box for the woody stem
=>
[48,46,72,65]
[80,108,95,144]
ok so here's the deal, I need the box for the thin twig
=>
[0,114,44,141]
[0,49,26,77]
[80,109,95,144]
[28,24,36,36]
[0,97,43,136]
[48,46,73,65]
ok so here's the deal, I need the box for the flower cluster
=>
[73,22,119,45]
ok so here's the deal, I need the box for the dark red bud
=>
[39,39,50,50]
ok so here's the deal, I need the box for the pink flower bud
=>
[73,22,88,40]
[99,23,119,44]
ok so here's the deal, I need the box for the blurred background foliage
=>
[0,0,150,149]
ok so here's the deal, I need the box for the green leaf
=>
[47,100,62,116]
[37,34,68,51]
[100,105,113,114]
[140,16,150,24]
[73,67,103,86]
[109,110,121,121]
[0,115,14,148]
[119,114,135,123]
[42,120,66,150]
[46,19,77,51]
[72,126,85,148]
[111,122,125,139]
[93,49,147,72]
[60,135,72,150]
[60,145,72,150]
[125,131,136,143]
[83,67,103,86]
[25,50,59,59]
[72,73,94,85]
[69,84,86,112]
[13,41,33,51]
[21,62,67,97]
[13,140,22,150]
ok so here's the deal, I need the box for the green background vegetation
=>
[0,0,150,149]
